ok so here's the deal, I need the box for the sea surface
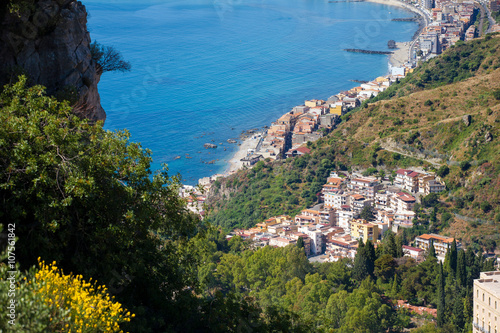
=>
[85,0,418,184]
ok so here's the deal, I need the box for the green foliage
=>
[297,236,305,249]
[437,263,445,327]
[422,193,440,208]
[0,77,209,332]
[360,205,376,221]
[353,240,376,282]
[374,254,397,282]
[493,88,500,100]
[459,160,471,171]
[90,41,132,73]
[436,165,449,178]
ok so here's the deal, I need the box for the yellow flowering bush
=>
[34,258,134,333]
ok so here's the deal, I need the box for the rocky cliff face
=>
[0,0,105,121]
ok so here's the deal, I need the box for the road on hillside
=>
[477,3,485,36]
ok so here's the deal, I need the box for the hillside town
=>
[235,74,404,167]
[221,167,457,263]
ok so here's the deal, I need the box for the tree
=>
[360,205,376,221]
[353,240,371,282]
[422,193,439,208]
[374,254,397,282]
[430,207,437,224]
[457,249,467,288]
[437,263,445,327]
[436,165,449,178]
[427,242,437,261]
[459,161,471,171]
[445,239,457,276]
[297,236,305,249]
[0,77,201,331]
[391,274,399,298]
[90,41,132,73]
[451,294,465,332]
[395,235,404,258]
[384,232,398,258]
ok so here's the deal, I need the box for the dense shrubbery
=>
[0,77,287,332]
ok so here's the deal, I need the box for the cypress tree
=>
[401,229,408,246]
[450,239,457,273]
[396,235,404,258]
[391,273,399,298]
[353,240,369,282]
[457,249,466,288]
[430,207,437,224]
[445,239,457,276]
[365,240,376,277]
[427,242,437,261]
[437,262,445,327]
[385,232,397,257]
[452,295,465,332]
[296,236,304,249]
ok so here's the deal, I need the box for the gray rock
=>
[0,0,105,121]
[485,132,493,142]
[462,115,471,127]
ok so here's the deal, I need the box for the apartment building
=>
[350,219,380,243]
[348,177,382,200]
[324,191,349,209]
[393,192,416,212]
[298,226,324,255]
[414,234,457,261]
[337,207,355,231]
[425,180,446,195]
[473,271,500,333]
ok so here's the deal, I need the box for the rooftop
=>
[417,233,454,243]
[476,272,500,298]
[403,245,424,252]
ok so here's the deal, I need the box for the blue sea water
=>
[84,0,418,184]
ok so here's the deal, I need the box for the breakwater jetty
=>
[329,0,364,2]
[343,49,393,55]
[392,17,419,22]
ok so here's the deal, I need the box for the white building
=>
[473,271,500,333]
[298,226,324,255]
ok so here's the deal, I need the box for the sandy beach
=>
[389,42,411,67]
[225,133,264,175]
[364,0,426,67]
[364,0,422,15]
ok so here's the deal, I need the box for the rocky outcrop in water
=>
[0,0,105,121]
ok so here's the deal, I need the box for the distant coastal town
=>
[180,0,500,215]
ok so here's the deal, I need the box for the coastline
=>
[389,42,411,67]
[364,0,422,16]
[363,0,427,67]
[210,0,426,183]
[224,133,264,176]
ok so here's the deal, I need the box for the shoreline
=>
[224,133,264,176]
[364,0,427,68]
[388,41,411,67]
[206,0,426,184]
[364,0,422,16]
